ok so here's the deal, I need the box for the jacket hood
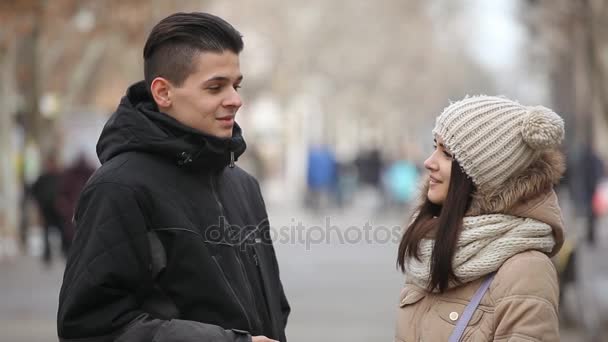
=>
[466,149,565,215]
[466,149,565,256]
[505,190,564,256]
[96,81,246,170]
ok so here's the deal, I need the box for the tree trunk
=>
[0,35,19,254]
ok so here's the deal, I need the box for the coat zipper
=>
[229,151,235,168]
[211,256,253,329]
[209,174,225,216]
[209,173,259,330]
[251,243,283,339]
[235,253,264,329]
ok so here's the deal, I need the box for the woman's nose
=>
[424,153,437,171]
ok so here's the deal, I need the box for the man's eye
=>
[443,151,452,158]
[233,85,242,91]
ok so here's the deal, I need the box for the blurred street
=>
[1,198,606,341]
[2,1,608,341]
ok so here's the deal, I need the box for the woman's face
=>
[423,135,453,205]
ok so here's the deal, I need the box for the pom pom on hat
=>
[521,106,565,150]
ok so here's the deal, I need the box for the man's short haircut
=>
[143,12,244,89]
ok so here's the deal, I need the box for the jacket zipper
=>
[209,174,225,216]
[209,173,259,330]
[229,151,235,168]
[211,256,253,329]
[252,243,278,330]
[235,253,264,329]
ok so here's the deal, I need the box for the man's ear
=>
[150,77,172,108]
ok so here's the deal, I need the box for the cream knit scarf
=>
[405,214,555,290]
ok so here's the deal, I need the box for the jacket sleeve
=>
[492,253,560,342]
[57,182,251,342]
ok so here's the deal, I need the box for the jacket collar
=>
[97,81,247,171]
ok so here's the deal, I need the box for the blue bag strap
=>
[448,273,496,342]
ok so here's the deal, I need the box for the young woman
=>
[395,96,565,341]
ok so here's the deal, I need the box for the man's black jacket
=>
[57,81,290,342]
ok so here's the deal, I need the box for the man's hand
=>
[251,336,278,342]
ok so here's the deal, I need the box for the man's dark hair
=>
[143,12,244,89]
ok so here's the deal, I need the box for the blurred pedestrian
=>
[335,158,358,209]
[569,143,604,245]
[305,144,337,211]
[56,151,95,251]
[355,148,385,212]
[30,153,65,264]
[382,157,419,210]
[396,96,565,341]
[58,12,288,342]
[355,147,383,190]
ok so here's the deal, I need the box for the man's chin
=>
[195,126,233,139]
[213,130,234,139]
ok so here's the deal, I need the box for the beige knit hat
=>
[432,95,564,190]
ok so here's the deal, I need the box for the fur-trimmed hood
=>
[467,149,565,256]
[467,149,565,216]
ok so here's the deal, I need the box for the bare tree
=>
[523,0,608,146]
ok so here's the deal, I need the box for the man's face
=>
[163,51,243,139]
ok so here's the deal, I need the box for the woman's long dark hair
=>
[397,159,475,293]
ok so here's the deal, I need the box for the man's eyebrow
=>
[205,75,244,83]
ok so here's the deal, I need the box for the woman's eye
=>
[233,85,242,91]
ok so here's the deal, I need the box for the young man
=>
[57,12,289,342]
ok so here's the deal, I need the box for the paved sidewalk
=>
[0,203,601,341]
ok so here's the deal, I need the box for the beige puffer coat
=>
[395,150,565,342]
